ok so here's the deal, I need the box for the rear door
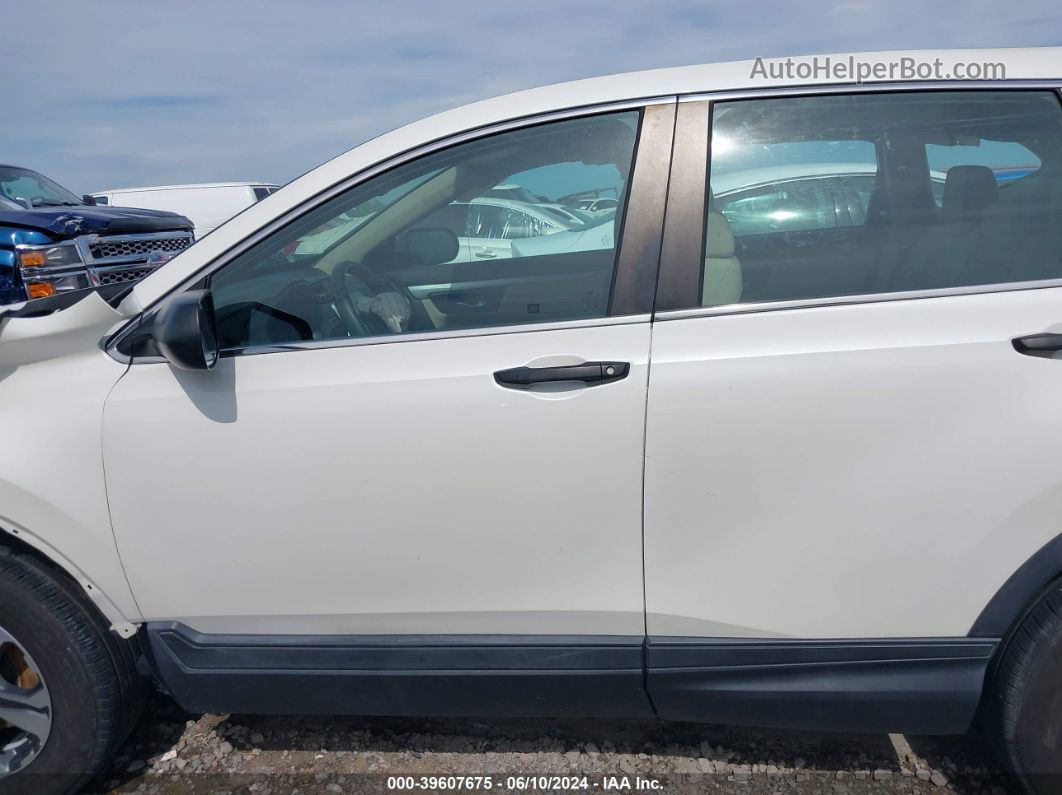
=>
[644,88,1062,644]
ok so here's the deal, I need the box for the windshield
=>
[0,166,82,207]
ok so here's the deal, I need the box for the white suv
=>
[3,48,1062,794]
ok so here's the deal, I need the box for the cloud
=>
[1,0,1058,193]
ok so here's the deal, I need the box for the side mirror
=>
[81,194,98,206]
[13,197,32,210]
[152,290,219,370]
[400,227,460,265]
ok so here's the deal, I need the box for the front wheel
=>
[984,575,1062,793]
[0,544,145,795]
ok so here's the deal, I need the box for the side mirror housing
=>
[152,290,219,370]
[81,194,98,206]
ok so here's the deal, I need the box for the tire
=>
[984,575,1062,794]
[0,543,146,795]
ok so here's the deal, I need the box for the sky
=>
[1,0,1059,195]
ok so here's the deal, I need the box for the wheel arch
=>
[969,531,1062,639]
[0,522,139,639]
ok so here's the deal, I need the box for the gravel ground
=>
[83,692,1020,795]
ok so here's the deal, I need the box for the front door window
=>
[209,111,640,350]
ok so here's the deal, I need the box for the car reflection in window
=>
[715,167,879,235]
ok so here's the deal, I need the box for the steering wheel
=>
[330,260,416,337]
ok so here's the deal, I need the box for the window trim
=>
[609,101,676,316]
[679,78,1062,104]
[655,99,709,311]
[653,81,1062,318]
[224,312,652,358]
[654,278,1062,323]
[108,97,676,363]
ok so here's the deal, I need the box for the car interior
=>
[705,90,1062,305]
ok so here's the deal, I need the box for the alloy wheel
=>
[0,625,51,776]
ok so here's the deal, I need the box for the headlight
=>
[17,241,91,299]
[18,243,83,268]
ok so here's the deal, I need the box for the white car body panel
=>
[574,199,618,217]
[103,322,651,635]
[645,288,1062,638]
[453,199,570,262]
[0,293,141,631]
[92,182,279,239]
[459,235,512,262]
[511,220,615,258]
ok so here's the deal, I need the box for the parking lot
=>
[89,692,1015,794]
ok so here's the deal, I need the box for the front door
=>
[102,107,667,645]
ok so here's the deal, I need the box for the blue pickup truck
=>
[0,164,194,305]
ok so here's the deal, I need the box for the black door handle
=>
[1013,333,1062,358]
[494,361,630,389]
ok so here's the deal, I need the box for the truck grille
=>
[96,267,154,286]
[88,233,193,262]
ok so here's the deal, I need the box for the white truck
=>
[91,182,280,239]
[3,49,1062,794]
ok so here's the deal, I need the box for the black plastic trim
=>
[1012,332,1062,358]
[494,361,629,389]
[152,623,644,670]
[146,622,653,718]
[146,624,998,733]
[969,531,1062,638]
[609,102,675,316]
[653,100,709,312]
[647,636,996,735]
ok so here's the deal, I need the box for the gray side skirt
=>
[146,623,995,734]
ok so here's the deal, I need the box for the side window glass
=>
[502,210,554,239]
[926,140,1042,207]
[413,203,468,241]
[717,175,875,236]
[209,111,639,350]
[701,91,1062,308]
[466,204,508,239]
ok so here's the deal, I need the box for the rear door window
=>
[698,90,1062,307]
[925,140,1042,206]
[717,173,876,235]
